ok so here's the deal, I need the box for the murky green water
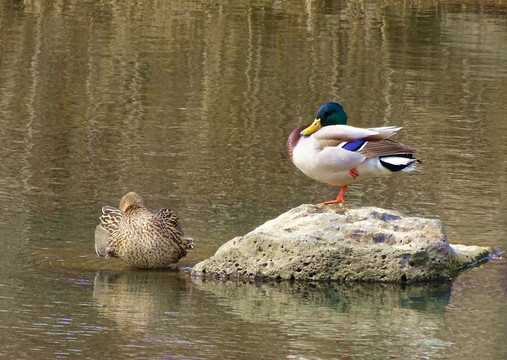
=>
[0,0,506,358]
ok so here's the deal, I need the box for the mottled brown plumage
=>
[95,192,194,269]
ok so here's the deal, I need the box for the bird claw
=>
[323,199,344,205]
[323,185,348,204]
[348,168,359,179]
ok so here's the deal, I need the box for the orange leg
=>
[324,185,348,204]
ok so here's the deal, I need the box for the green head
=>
[301,102,348,136]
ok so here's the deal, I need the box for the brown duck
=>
[95,192,194,269]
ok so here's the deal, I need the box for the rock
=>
[191,204,495,282]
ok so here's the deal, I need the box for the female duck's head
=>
[301,102,348,136]
[120,192,145,213]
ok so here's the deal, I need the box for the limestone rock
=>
[191,204,495,282]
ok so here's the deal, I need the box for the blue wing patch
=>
[342,140,367,152]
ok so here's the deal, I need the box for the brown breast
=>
[286,124,309,161]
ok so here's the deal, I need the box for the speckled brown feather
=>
[95,192,194,269]
[99,206,123,233]
[153,208,194,249]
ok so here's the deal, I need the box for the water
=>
[0,0,506,358]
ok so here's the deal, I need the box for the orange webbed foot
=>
[322,185,348,204]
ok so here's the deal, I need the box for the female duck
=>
[95,192,194,269]
[287,102,420,204]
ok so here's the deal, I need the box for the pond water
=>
[0,0,506,358]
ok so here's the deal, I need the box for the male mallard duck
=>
[287,102,420,204]
[94,192,194,269]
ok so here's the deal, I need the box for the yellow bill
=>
[300,118,322,136]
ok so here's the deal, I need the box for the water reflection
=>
[192,278,453,358]
[92,269,454,359]
[93,271,189,330]
[91,269,293,359]
[193,278,452,317]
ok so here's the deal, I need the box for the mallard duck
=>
[287,102,420,204]
[94,192,194,269]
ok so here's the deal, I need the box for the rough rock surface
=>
[191,204,495,282]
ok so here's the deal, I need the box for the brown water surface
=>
[0,0,506,358]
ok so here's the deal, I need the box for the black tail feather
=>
[379,155,420,172]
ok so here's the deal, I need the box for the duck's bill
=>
[300,118,322,136]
